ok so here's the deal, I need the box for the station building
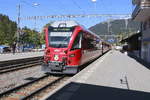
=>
[121,32,141,57]
[132,0,150,63]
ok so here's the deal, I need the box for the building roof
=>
[121,32,141,43]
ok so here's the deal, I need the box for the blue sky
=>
[0,0,133,31]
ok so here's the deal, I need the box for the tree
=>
[21,27,44,49]
[43,21,53,28]
[39,21,54,45]
[0,14,17,45]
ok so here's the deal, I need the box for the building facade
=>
[132,0,150,62]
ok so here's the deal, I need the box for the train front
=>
[42,21,80,74]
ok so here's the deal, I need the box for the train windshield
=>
[48,27,74,48]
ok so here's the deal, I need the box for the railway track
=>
[0,57,43,74]
[0,56,43,67]
[0,74,69,100]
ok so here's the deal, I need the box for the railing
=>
[141,1,150,7]
[132,5,140,18]
[132,0,141,5]
[132,0,150,19]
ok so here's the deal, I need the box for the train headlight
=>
[69,54,75,57]
[54,55,59,61]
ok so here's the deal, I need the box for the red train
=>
[42,21,111,74]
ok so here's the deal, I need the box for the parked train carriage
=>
[42,21,106,74]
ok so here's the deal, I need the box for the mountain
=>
[89,19,140,35]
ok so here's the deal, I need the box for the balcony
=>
[132,0,141,5]
[132,0,150,21]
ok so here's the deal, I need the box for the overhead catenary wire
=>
[71,0,86,14]
[18,0,131,32]
[54,0,75,21]
[56,0,68,15]
[21,14,131,20]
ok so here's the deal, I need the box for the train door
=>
[81,32,92,64]
[68,32,82,66]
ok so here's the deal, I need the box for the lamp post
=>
[33,3,40,7]
[17,4,21,43]
[91,0,97,12]
[32,3,40,30]
[16,2,40,52]
[16,4,21,52]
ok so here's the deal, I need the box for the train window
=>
[87,38,95,49]
[48,27,74,48]
[82,34,88,49]
[82,35,97,49]
[48,31,72,48]
[71,32,82,50]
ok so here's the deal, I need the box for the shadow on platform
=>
[47,82,150,100]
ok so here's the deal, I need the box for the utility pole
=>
[16,2,40,40]
[107,19,110,35]
[107,19,112,42]
[17,4,21,51]
[17,4,21,41]
[125,18,128,37]
[107,18,113,35]
[34,16,37,30]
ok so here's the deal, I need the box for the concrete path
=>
[85,50,150,92]
[42,50,150,100]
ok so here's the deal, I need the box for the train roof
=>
[51,20,79,27]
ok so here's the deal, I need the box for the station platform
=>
[0,52,44,62]
[41,50,150,100]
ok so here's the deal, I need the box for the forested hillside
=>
[89,19,140,35]
[0,14,17,45]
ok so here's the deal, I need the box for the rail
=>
[0,75,68,100]
[0,56,43,74]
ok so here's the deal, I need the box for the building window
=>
[143,22,147,30]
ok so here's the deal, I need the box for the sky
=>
[0,0,134,31]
